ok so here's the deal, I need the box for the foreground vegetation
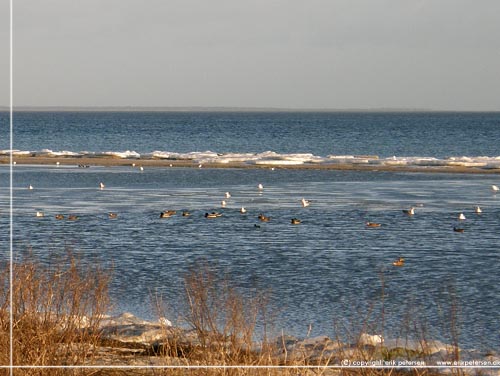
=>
[0,253,478,376]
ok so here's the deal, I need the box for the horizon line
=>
[1,105,498,113]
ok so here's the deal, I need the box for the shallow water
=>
[2,164,499,350]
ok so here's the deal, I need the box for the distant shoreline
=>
[2,106,498,113]
[2,155,500,174]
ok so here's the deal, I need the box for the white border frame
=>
[9,0,14,373]
[6,1,499,373]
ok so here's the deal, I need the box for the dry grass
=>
[148,265,454,376]
[0,255,465,376]
[0,252,110,375]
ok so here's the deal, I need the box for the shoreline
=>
[2,155,500,174]
[86,312,500,369]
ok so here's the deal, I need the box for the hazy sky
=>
[1,0,500,110]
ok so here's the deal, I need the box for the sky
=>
[1,0,500,110]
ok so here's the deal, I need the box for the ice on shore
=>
[36,149,82,157]
[0,149,32,156]
[358,333,383,346]
[98,312,172,344]
[96,150,141,159]
[65,312,497,370]
[4,148,500,171]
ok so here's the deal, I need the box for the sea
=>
[1,110,499,351]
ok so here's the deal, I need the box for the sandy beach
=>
[2,155,500,174]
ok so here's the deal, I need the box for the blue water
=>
[2,111,500,158]
[1,111,500,351]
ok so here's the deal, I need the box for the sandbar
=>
[2,155,500,174]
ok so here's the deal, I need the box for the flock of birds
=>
[388,185,499,266]
[159,192,312,225]
[27,180,500,269]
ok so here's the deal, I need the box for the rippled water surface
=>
[2,111,500,158]
[2,165,499,350]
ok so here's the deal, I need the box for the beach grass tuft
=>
[0,255,468,375]
[0,251,110,374]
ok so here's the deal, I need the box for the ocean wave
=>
[2,149,500,170]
